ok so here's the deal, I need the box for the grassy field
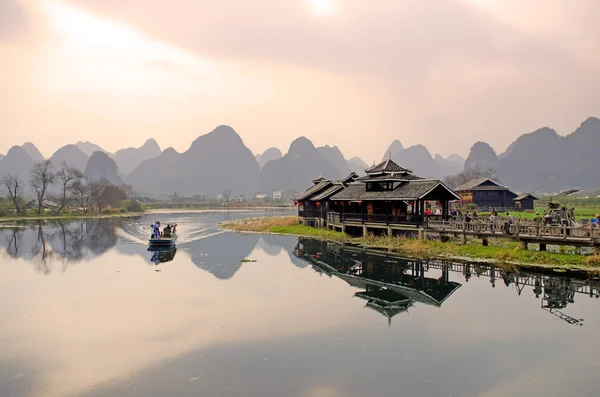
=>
[222,216,600,271]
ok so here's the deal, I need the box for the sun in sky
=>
[307,0,336,16]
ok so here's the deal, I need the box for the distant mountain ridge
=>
[85,152,124,186]
[464,142,499,171]
[2,117,600,196]
[256,147,283,169]
[49,144,89,172]
[260,137,340,193]
[316,145,351,179]
[114,138,161,176]
[126,125,260,197]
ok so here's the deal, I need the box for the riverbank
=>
[221,216,600,272]
[0,211,145,223]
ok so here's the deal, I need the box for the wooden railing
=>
[427,219,600,241]
[299,210,321,218]
[327,212,423,225]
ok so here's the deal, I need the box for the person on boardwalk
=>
[489,213,496,232]
[504,212,514,235]
[534,212,543,234]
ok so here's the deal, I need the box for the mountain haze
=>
[260,137,339,193]
[0,146,35,194]
[464,142,499,172]
[347,156,369,174]
[49,145,90,172]
[497,117,600,191]
[257,147,283,169]
[126,126,259,197]
[316,145,351,179]
[385,143,444,178]
[76,141,113,158]
[85,152,124,186]
[114,139,161,176]
[21,142,44,162]
[434,154,464,176]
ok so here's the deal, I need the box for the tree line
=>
[2,160,132,215]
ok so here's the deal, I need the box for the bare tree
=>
[30,160,56,214]
[443,167,500,190]
[89,179,127,213]
[54,162,83,215]
[73,178,93,212]
[2,174,23,213]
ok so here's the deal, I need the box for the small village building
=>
[255,192,268,199]
[25,199,59,209]
[272,190,283,200]
[513,193,538,211]
[297,158,459,232]
[455,178,518,210]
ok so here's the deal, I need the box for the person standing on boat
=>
[153,221,161,238]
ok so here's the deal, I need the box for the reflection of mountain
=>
[180,232,259,280]
[259,234,309,268]
[0,220,118,271]
[257,235,283,256]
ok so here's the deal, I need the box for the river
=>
[1,210,599,397]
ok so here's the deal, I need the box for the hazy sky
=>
[1,0,599,162]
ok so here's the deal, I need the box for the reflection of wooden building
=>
[294,238,461,325]
[297,157,459,231]
[513,193,538,211]
[455,178,517,209]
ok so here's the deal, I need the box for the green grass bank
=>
[221,216,600,272]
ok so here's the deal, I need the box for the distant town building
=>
[455,178,518,209]
[256,192,268,199]
[272,191,283,200]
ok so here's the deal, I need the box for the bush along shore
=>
[221,216,600,272]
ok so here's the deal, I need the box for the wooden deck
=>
[319,212,600,250]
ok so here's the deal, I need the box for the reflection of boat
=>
[149,223,177,247]
[148,245,177,264]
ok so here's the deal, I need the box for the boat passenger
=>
[153,222,161,238]
[163,224,171,237]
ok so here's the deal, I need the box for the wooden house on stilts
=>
[296,157,460,236]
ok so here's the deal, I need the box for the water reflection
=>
[0,219,118,273]
[148,245,177,265]
[2,214,600,397]
[294,238,600,326]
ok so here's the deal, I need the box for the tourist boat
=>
[148,223,177,247]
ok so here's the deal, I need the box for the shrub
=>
[122,199,143,212]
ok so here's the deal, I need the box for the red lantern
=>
[293,201,298,206]
[316,201,321,206]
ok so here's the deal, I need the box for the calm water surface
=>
[1,210,599,397]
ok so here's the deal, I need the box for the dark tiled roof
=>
[331,180,454,201]
[357,173,423,182]
[310,184,345,201]
[365,158,412,174]
[340,172,360,184]
[455,178,507,191]
[296,180,332,201]
[513,193,539,201]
